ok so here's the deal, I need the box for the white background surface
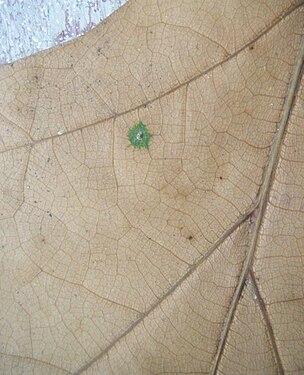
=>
[0,0,127,65]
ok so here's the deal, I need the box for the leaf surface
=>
[0,1,304,374]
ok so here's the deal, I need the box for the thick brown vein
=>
[248,269,284,375]
[72,204,256,375]
[210,33,304,375]
[0,1,302,156]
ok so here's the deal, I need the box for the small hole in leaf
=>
[136,131,144,140]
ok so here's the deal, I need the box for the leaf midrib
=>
[210,32,304,375]
[66,3,304,375]
[2,3,302,374]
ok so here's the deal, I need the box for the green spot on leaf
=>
[128,121,151,149]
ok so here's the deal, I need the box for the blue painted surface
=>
[0,0,127,65]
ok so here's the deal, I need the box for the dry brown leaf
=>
[0,1,304,374]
